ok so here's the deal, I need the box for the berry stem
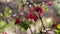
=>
[39,16,46,30]
[29,26,33,34]
[38,13,47,34]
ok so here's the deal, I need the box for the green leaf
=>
[37,4,41,7]
[45,6,48,12]
[4,21,14,29]
[4,13,10,17]
[0,29,3,33]
[57,24,60,29]
[19,20,29,30]
[0,13,3,18]
[55,29,60,34]
[0,20,6,29]
[4,7,12,17]
[18,3,22,9]
[5,7,12,14]
[58,9,60,15]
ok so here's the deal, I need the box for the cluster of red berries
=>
[15,1,52,25]
[15,5,45,24]
[25,12,38,22]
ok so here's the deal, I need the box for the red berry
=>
[33,7,43,16]
[25,12,38,22]
[28,13,33,19]
[46,1,52,6]
[15,18,21,25]
[54,18,59,22]
[52,24,57,29]
[34,7,41,12]
[25,12,33,20]
[33,15,38,22]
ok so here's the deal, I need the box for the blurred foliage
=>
[19,20,29,30]
[0,20,6,29]
[0,13,3,18]
[4,6,12,18]
[0,0,60,34]
[57,24,60,29]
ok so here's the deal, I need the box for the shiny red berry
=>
[15,18,21,25]
[33,15,38,22]
[34,6,43,14]
[25,12,38,22]
[34,7,41,12]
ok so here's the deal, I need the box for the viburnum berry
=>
[33,6,43,15]
[46,1,52,6]
[54,18,59,23]
[32,14,38,22]
[26,12,33,19]
[52,24,57,29]
[34,6,41,12]
[25,12,38,22]
[15,18,21,25]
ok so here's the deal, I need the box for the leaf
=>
[0,20,6,29]
[4,13,10,18]
[55,29,59,32]
[57,24,60,29]
[0,29,3,33]
[4,6,12,14]
[45,6,49,12]
[58,9,60,15]
[0,13,3,18]
[18,3,22,9]
[37,4,41,7]
[19,20,29,30]
[55,29,60,34]
[4,21,14,29]
[4,6,12,17]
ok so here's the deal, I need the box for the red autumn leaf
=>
[15,18,21,25]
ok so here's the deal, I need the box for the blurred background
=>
[0,0,60,34]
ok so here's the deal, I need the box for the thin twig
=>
[39,15,47,34]
[29,26,33,34]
